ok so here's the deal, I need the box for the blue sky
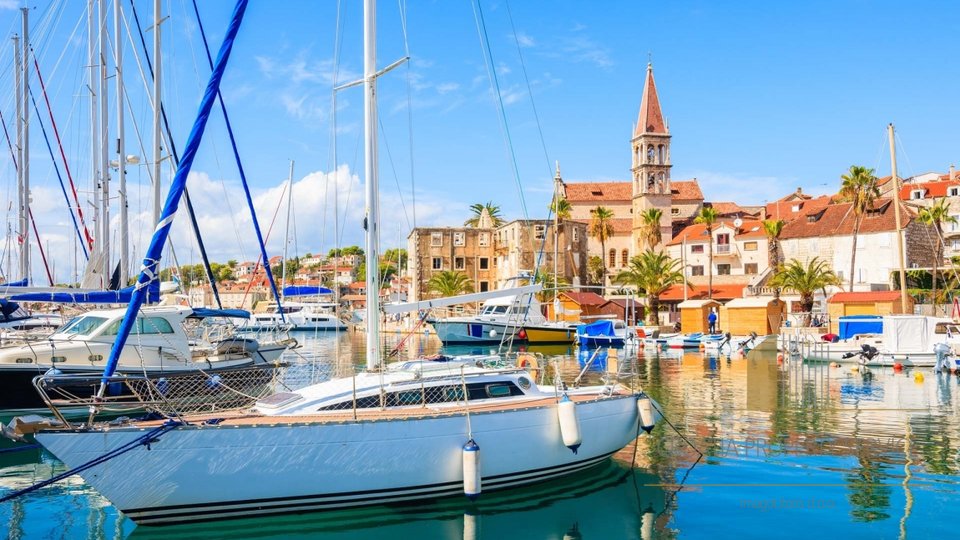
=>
[0,0,957,281]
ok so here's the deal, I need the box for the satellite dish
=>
[733,218,743,228]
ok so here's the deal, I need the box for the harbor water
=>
[2,330,958,538]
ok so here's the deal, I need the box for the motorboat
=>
[576,320,632,348]
[665,333,715,349]
[0,305,293,413]
[244,300,347,331]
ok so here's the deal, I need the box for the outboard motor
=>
[934,342,953,373]
[861,344,879,361]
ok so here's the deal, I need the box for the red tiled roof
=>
[779,199,914,240]
[707,202,755,216]
[671,180,703,201]
[666,219,766,246]
[660,283,746,302]
[765,195,832,221]
[828,291,902,303]
[635,64,667,135]
[564,182,632,202]
[561,291,607,306]
[898,179,960,200]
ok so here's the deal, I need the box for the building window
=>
[608,249,616,267]
[911,190,924,200]
[621,249,629,266]
[479,281,489,292]
[745,263,758,275]
[572,228,579,242]
[453,232,465,247]
[431,232,443,247]
[432,257,442,270]
[691,265,704,276]
[671,208,680,216]
[454,257,465,270]
[950,187,959,197]
[717,264,731,275]
[743,241,758,251]
[478,233,490,247]
[479,258,489,270]
[691,244,704,254]
[534,224,546,240]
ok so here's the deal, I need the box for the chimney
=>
[951,164,956,182]
[796,187,802,195]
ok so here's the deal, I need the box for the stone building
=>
[407,225,496,301]
[494,219,587,290]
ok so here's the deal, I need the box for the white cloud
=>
[685,170,799,206]
[515,33,535,48]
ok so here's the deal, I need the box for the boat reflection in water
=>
[127,459,669,540]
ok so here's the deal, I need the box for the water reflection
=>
[2,331,959,538]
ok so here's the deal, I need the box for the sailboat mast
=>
[88,0,100,286]
[19,9,30,283]
[115,0,128,285]
[281,160,294,299]
[888,123,908,313]
[553,162,560,321]
[152,0,162,226]
[99,0,111,283]
[12,35,22,281]
[363,0,381,370]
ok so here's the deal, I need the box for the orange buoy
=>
[893,362,903,371]
[776,353,784,362]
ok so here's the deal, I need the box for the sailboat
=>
[22,0,659,526]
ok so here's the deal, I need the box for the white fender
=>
[557,394,582,453]
[638,395,657,433]
[462,439,481,500]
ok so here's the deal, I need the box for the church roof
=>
[635,63,667,136]
[564,181,632,202]
[671,180,703,201]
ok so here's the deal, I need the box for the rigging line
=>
[894,132,917,180]
[128,0,223,309]
[239,181,287,306]
[471,0,530,223]
[32,52,94,252]
[190,0,286,320]
[329,0,346,258]
[397,0,416,229]
[376,110,411,230]
[503,0,552,178]
[27,86,89,260]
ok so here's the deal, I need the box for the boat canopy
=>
[189,308,250,319]
[6,282,160,304]
[837,315,882,340]
[2,279,28,287]
[282,285,333,297]
[881,315,948,354]
[577,320,615,337]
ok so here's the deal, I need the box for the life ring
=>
[517,353,541,380]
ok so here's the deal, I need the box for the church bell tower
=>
[631,62,673,251]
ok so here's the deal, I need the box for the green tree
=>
[638,208,663,251]
[769,257,842,326]
[357,261,397,284]
[382,248,408,269]
[464,202,504,227]
[427,270,474,297]
[918,198,956,314]
[328,246,364,258]
[548,196,572,221]
[589,206,615,286]
[209,262,235,283]
[762,219,786,268]
[694,207,720,299]
[613,249,685,325]
[587,255,604,286]
[839,165,880,291]
[227,259,238,269]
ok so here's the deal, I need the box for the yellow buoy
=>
[914,372,925,383]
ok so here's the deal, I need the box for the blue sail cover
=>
[283,285,333,297]
[8,282,159,304]
[101,0,249,386]
[577,320,615,337]
[3,279,28,287]
[189,307,250,319]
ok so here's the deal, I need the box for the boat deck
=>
[105,390,634,429]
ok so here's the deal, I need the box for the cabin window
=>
[430,232,443,247]
[478,233,490,247]
[745,263,758,275]
[743,241,758,251]
[479,258,490,270]
[102,317,175,336]
[517,376,531,390]
[60,316,108,336]
[453,232,465,247]
[432,257,442,270]
[485,384,513,398]
[454,257,465,270]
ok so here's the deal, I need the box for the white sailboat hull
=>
[36,394,641,525]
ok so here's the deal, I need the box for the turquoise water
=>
[2,331,959,538]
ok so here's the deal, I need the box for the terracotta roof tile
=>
[779,199,914,240]
[764,195,832,221]
[828,291,902,303]
[666,219,766,246]
[561,291,607,306]
[564,182,632,202]
[898,179,960,200]
[660,283,746,301]
[635,64,667,135]
[671,180,703,201]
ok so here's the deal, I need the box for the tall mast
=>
[99,0,110,283]
[281,160,294,299]
[363,0,380,370]
[20,9,30,282]
[114,0,128,285]
[88,0,100,285]
[888,123,908,313]
[12,35,23,281]
[552,162,560,321]
[152,0,162,226]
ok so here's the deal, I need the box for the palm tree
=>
[426,270,474,297]
[589,206,615,286]
[613,249,685,325]
[694,207,719,299]
[769,257,842,326]
[532,270,570,303]
[548,196,572,221]
[918,198,957,314]
[464,202,504,227]
[638,208,663,251]
[762,219,786,268]
[587,255,604,286]
[839,165,880,291]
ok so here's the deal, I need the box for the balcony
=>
[713,244,738,257]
